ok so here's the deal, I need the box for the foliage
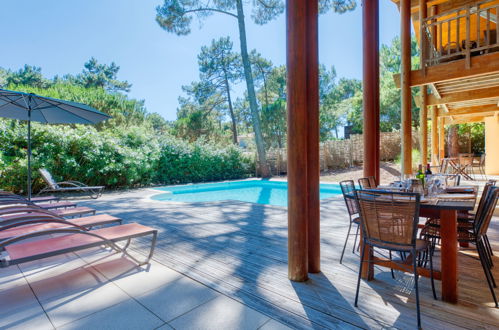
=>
[458,123,485,154]
[72,57,132,93]
[156,136,253,184]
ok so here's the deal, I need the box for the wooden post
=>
[362,0,380,184]
[431,106,439,165]
[438,117,445,160]
[420,86,428,165]
[306,0,320,274]
[287,0,320,281]
[419,0,427,76]
[401,0,413,175]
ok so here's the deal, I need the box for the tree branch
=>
[184,7,238,19]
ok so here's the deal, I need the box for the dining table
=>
[361,185,478,304]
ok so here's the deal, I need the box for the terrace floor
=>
[3,185,499,329]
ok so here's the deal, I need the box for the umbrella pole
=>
[27,105,32,201]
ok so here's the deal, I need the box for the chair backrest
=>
[445,174,460,187]
[38,168,59,189]
[339,180,358,217]
[358,177,374,189]
[354,190,420,247]
[473,181,495,224]
[475,186,499,237]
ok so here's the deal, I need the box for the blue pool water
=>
[152,180,342,207]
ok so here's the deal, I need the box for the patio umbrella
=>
[0,88,111,200]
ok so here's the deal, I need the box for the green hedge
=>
[0,120,253,194]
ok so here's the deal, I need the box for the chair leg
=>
[340,221,353,264]
[485,235,494,258]
[389,250,395,279]
[428,245,437,300]
[354,243,367,307]
[353,225,359,253]
[413,249,422,329]
[477,239,499,307]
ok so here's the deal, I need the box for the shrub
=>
[155,137,253,185]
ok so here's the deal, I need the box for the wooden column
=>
[362,0,380,183]
[419,0,428,166]
[401,0,412,175]
[420,86,428,165]
[431,106,439,165]
[306,0,320,274]
[286,0,320,281]
[438,117,445,160]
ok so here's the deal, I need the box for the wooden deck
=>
[86,190,499,329]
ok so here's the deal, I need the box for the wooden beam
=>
[428,86,499,106]
[448,116,488,124]
[287,0,309,282]
[363,0,380,184]
[401,0,413,175]
[437,104,499,117]
[431,105,439,165]
[420,85,428,165]
[393,51,499,88]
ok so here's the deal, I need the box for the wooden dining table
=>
[361,186,478,304]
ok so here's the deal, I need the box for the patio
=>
[4,187,498,329]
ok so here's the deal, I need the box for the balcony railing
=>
[420,0,499,70]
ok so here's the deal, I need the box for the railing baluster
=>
[496,6,499,45]
[477,4,481,48]
[447,20,452,55]
[439,21,443,57]
[486,8,490,53]
[457,14,460,52]
[466,5,471,68]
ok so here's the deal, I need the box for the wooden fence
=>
[258,131,419,175]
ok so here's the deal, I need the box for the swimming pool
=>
[152,180,342,207]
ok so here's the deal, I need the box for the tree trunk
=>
[223,70,238,145]
[236,0,270,177]
[449,124,459,157]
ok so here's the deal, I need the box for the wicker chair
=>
[354,190,436,329]
[472,186,499,307]
[339,180,361,264]
[421,180,496,266]
[358,176,376,189]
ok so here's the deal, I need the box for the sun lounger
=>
[38,168,104,199]
[0,205,96,222]
[0,194,75,209]
[0,214,122,240]
[0,223,157,267]
[0,191,60,203]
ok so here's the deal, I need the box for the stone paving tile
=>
[85,254,183,296]
[58,299,164,330]
[135,276,220,323]
[0,265,25,290]
[25,259,108,303]
[0,302,53,330]
[169,295,271,330]
[0,279,53,330]
[40,281,131,328]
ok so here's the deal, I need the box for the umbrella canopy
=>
[0,88,111,199]
[0,89,110,124]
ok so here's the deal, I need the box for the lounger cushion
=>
[0,214,121,240]
[5,223,156,264]
[37,201,76,210]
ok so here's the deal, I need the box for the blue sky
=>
[1,0,400,121]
